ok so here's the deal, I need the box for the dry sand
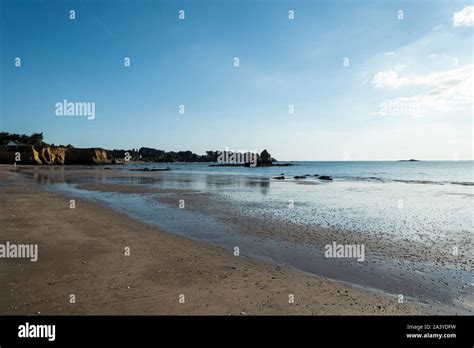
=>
[0,165,421,315]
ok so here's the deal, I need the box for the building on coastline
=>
[5,140,24,147]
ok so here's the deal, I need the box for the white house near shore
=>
[5,140,24,147]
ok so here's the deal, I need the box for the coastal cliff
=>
[0,145,110,165]
[0,131,279,166]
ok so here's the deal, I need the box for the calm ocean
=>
[126,160,473,185]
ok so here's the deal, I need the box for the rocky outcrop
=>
[65,148,110,165]
[259,149,274,166]
[0,146,110,165]
[129,167,171,172]
[319,175,333,181]
[38,147,66,164]
[0,146,32,164]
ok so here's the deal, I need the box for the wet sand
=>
[0,165,421,315]
[48,168,472,314]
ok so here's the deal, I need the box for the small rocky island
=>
[209,149,294,167]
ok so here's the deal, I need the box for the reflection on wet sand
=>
[11,165,474,315]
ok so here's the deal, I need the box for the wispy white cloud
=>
[371,65,473,115]
[452,6,474,27]
[371,70,410,88]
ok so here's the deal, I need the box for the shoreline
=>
[0,165,422,315]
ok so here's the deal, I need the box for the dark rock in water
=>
[273,176,285,180]
[272,163,295,166]
[260,149,274,166]
[314,174,319,177]
[398,159,420,162]
[319,175,333,181]
[209,163,245,167]
[280,173,284,175]
[130,167,171,172]
[294,176,307,179]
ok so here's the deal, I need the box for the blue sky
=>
[1,0,472,160]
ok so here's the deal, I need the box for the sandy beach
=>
[0,165,423,315]
[1,3,472,345]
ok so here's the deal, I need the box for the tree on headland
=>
[30,132,43,146]
[0,131,44,146]
[0,131,281,166]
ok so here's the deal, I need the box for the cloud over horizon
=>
[452,6,474,27]
[371,64,473,115]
